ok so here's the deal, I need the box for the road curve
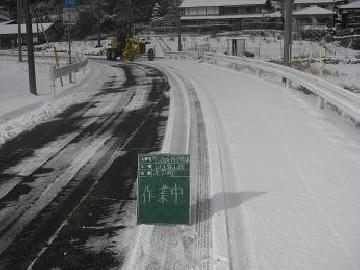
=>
[0,61,170,269]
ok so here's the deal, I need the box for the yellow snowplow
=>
[120,37,145,61]
[106,36,146,61]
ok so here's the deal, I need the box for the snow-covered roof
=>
[294,0,335,4]
[293,6,335,15]
[339,0,360,9]
[0,12,11,21]
[180,0,266,8]
[0,20,14,25]
[0,23,53,35]
[181,12,281,20]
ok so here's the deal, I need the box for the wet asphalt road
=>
[0,62,170,269]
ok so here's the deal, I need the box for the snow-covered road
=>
[0,55,359,270]
[146,59,360,270]
[0,61,171,269]
[123,61,212,270]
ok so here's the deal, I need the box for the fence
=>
[165,51,360,124]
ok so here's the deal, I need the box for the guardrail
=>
[166,51,360,123]
[50,58,88,94]
[165,51,195,58]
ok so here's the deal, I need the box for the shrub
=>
[301,30,328,41]
[245,51,254,57]
[340,37,360,50]
[324,34,334,43]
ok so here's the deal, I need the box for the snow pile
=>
[290,60,360,93]
[0,58,93,146]
[0,93,81,145]
[0,58,90,118]
[323,63,360,92]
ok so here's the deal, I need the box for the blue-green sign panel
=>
[137,154,190,225]
[61,0,79,8]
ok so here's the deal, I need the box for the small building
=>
[293,5,335,31]
[294,0,337,11]
[338,0,360,28]
[180,0,281,31]
[0,23,53,49]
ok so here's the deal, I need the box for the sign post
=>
[61,0,79,83]
[137,154,190,225]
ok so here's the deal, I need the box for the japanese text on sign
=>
[137,154,190,225]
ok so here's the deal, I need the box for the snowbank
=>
[156,59,360,270]
[149,33,360,61]
[0,58,95,146]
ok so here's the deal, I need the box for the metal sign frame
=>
[63,8,78,25]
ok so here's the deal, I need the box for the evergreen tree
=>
[265,0,274,12]
[150,2,164,26]
[162,0,179,26]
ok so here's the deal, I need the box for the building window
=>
[189,8,197,15]
[206,6,219,15]
[223,7,239,15]
[197,7,207,15]
[245,6,255,13]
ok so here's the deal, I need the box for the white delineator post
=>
[317,96,325,110]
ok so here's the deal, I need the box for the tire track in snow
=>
[0,63,170,269]
[127,62,212,270]
[0,68,125,200]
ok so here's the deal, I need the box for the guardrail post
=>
[282,77,292,88]
[287,79,292,88]
[317,96,325,110]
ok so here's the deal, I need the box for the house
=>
[291,0,338,32]
[293,5,335,31]
[0,23,53,49]
[338,0,360,28]
[180,0,281,30]
[293,0,337,10]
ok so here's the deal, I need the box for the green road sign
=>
[137,154,190,225]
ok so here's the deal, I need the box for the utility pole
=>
[36,3,39,41]
[17,0,22,62]
[96,0,101,47]
[25,0,37,95]
[68,16,72,83]
[177,0,182,51]
[284,0,293,65]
